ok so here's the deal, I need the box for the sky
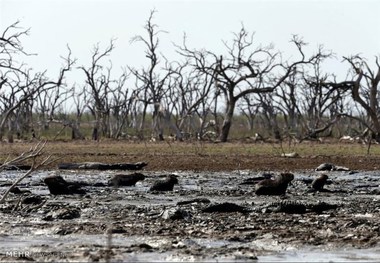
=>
[1,0,380,83]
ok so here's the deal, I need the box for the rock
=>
[311,174,329,191]
[202,202,249,213]
[161,208,191,220]
[108,173,145,187]
[44,175,86,195]
[255,173,294,195]
[149,174,178,191]
[43,207,81,221]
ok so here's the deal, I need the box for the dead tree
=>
[274,55,347,141]
[0,22,75,141]
[298,62,347,141]
[69,85,87,139]
[178,28,329,142]
[167,62,214,140]
[35,81,73,131]
[238,95,260,132]
[129,10,173,140]
[108,75,135,139]
[80,40,129,139]
[256,93,282,140]
[275,67,303,138]
[320,56,380,142]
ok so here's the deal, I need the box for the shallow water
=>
[258,247,380,262]
[1,169,380,262]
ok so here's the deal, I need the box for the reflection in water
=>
[258,248,380,262]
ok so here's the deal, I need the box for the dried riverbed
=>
[0,168,380,262]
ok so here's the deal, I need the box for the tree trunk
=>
[137,103,148,140]
[92,127,98,141]
[219,99,236,142]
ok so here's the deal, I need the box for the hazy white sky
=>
[1,0,380,80]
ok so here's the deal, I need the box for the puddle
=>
[258,247,380,262]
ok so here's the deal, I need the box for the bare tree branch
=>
[0,140,52,203]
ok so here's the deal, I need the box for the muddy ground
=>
[1,141,380,261]
[0,167,380,262]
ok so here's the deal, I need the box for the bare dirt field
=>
[2,140,380,172]
[1,140,380,262]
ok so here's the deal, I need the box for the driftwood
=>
[58,161,147,170]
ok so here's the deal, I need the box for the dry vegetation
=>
[2,140,380,172]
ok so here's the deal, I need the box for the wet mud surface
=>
[1,168,380,262]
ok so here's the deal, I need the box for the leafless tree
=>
[166,61,215,140]
[274,67,302,139]
[129,10,173,140]
[65,84,88,139]
[108,71,134,138]
[256,92,282,139]
[238,95,260,132]
[323,55,380,142]
[178,27,329,142]
[0,22,75,141]
[80,40,129,139]
[298,61,347,141]
[36,84,73,131]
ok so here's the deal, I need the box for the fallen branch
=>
[0,140,53,204]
